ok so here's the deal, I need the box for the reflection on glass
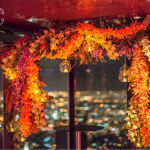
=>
[75,58,128,149]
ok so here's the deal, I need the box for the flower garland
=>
[18,58,47,137]
[140,36,150,61]
[27,23,145,62]
[18,87,33,137]
[76,23,146,39]
[1,22,150,145]
[11,48,32,110]
[119,45,138,59]
[125,47,150,147]
[91,49,106,62]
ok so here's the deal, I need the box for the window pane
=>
[75,58,128,149]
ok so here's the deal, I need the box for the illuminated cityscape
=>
[25,90,128,149]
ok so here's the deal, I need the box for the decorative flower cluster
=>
[119,45,138,59]
[11,48,32,110]
[140,36,150,61]
[126,48,150,147]
[1,22,150,144]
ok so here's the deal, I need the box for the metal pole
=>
[68,63,76,149]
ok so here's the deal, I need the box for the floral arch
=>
[1,20,150,147]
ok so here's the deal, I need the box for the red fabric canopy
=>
[0,0,150,24]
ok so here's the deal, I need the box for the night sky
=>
[0,57,127,92]
[39,57,127,92]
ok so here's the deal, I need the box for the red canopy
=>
[1,0,150,24]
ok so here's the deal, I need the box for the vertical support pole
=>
[3,75,13,149]
[68,63,76,149]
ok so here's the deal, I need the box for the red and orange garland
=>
[18,58,47,137]
[126,47,150,147]
[76,23,146,39]
[1,22,150,146]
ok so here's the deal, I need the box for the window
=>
[2,57,128,149]
[75,58,128,149]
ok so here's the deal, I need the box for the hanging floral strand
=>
[125,48,150,147]
[11,48,32,110]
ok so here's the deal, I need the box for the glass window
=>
[75,57,128,149]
